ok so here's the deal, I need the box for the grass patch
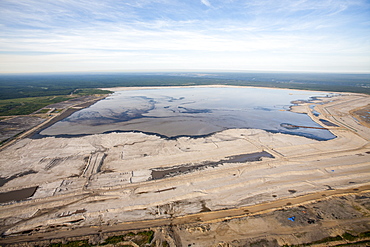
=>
[101,231,154,246]
[0,88,111,116]
[137,231,154,245]
[38,108,51,114]
[359,231,370,238]
[102,235,124,245]
[342,232,357,241]
[74,88,112,96]
[0,96,73,116]
[50,240,91,247]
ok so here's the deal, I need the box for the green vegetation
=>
[342,232,357,241]
[50,240,90,247]
[140,230,155,244]
[47,231,155,247]
[0,88,112,116]
[101,230,154,246]
[359,231,370,238]
[0,72,368,116]
[101,235,124,245]
[38,108,51,114]
[0,96,72,116]
[0,72,369,101]
[74,88,112,96]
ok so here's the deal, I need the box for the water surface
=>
[40,87,336,140]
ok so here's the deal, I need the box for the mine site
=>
[0,85,369,246]
[2,0,370,245]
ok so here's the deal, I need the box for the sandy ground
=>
[0,95,106,151]
[0,86,369,246]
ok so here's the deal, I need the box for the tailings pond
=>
[40,87,336,140]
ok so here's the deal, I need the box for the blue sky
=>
[0,0,369,73]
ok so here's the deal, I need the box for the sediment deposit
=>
[0,87,369,246]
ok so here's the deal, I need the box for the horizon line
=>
[1,69,370,75]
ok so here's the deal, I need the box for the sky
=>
[0,0,369,73]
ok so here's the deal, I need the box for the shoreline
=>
[38,85,339,141]
[0,87,369,245]
[27,97,106,139]
[34,127,335,141]
[100,84,343,94]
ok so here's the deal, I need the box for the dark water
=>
[151,151,275,180]
[0,186,38,203]
[310,105,321,116]
[40,87,336,140]
[319,119,339,127]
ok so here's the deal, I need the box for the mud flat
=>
[40,86,337,140]
[0,116,45,143]
[29,96,106,139]
[0,87,369,246]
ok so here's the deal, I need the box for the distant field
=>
[0,96,74,116]
[72,88,113,96]
[0,72,369,116]
[0,88,111,116]
[0,72,369,101]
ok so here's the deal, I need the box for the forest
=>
[0,72,369,116]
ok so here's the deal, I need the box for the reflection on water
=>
[41,87,336,140]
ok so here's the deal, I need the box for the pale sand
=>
[0,87,369,239]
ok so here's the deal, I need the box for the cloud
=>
[201,0,211,7]
[0,0,369,73]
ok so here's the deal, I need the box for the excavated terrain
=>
[0,87,369,246]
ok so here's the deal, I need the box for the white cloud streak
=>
[201,0,211,7]
[0,0,369,73]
